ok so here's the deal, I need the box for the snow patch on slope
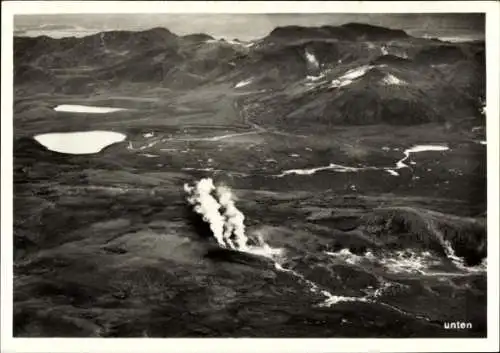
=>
[381,73,407,86]
[305,49,320,69]
[330,65,373,88]
[235,78,253,88]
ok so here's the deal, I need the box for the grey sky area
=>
[15,13,484,40]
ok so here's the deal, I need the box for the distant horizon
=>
[14,13,485,41]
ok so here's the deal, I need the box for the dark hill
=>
[268,23,409,42]
[414,45,467,64]
[234,45,310,85]
[268,25,354,41]
[95,46,183,83]
[182,33,215,42]
[340,22,409,40]
[14,27,178,69]
[80,27,178,52]
[245,62,478,128]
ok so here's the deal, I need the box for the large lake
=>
[34,131,127,154]
[54,104,128,113]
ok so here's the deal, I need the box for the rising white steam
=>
[216,185,248,249]
[184,178,249,250]
[184,178,283,259]
[183,178,226,247]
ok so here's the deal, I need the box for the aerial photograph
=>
[11,11,488,338]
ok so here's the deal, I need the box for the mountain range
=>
[14,23,485,128]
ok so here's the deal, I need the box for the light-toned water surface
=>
[34,131,127,154]
[54,104,128,113]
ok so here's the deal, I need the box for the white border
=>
[2,2,499,353]
[2,1,499,14]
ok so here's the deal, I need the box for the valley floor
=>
[13,83,487,337]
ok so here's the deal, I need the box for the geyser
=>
[183,178,282,258]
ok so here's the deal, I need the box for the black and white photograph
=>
[1,1,499,352]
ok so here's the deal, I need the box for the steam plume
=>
[184,178,282,259]
[216,184,248,249]
[184,177,250,250]
[183,178,227,247]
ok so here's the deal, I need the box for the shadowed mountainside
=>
[14,23,485,127]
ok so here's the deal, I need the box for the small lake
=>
[34,131,127,155]
[53,105,128,113]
